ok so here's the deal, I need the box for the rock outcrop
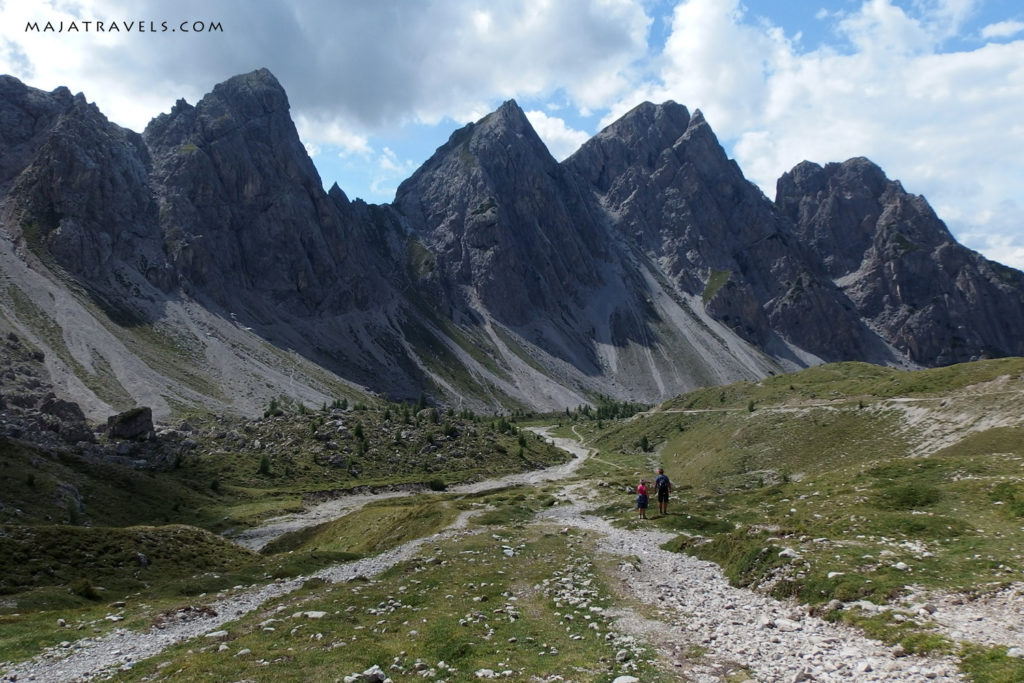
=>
[1,68,1022,416]
[0,75,172,298]
[143,69,385,316]
[565,102,896,364]
[777,158,1024,364]
[107,406,154,441]
[395,100,606,331]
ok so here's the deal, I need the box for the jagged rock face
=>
[0,77,171,292]
[777,159,1024,363]
[2,68,1024,416]
[395,100,607,328]
[144,69,389,317]
[566,102,888,363]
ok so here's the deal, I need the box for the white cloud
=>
[377,147,415,174]
[524,110,589,161]
[606,0,1024,269]
[2,0,1022,269]
[368,147,417,199]
[981,19,1024,39]
[2,0,651,162]
[835,0,936,54]
[293,114,372,158]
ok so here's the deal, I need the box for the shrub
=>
[878,483,941,510]
[70,578,101,601]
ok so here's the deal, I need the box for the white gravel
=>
[3,429,1021,682]
[0,518,484,683]
[233,426,588,551]
[538,492,967,682]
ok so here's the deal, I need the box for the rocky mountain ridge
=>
[1,68,1022,420]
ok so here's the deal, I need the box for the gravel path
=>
[0,427,585,682]
[3,429,1020,682]
[233,426,588,551]
[537,489,967,681]
[0,515,484,683]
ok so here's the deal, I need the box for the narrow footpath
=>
[5,428,1019,681]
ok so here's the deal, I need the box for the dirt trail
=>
[4,427,1020,682]
[1,428,587,682]
[233,426,586,551]
[536,481,967,681]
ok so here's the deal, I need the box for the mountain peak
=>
[494,98,527,119]
[564,100,693,193]
[204,67,290,120]
[476,98,543,146]
[594,100,692,146]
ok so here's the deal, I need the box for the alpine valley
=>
[2,68,1023,421]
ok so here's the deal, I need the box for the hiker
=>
[636,479,649,519]
[654,467,672,515]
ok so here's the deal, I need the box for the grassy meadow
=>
[2,359,1024,681]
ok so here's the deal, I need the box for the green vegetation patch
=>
[0,524,259,597]
[121,528,669,682]
[702,269,731,303]
[262,498,458,556]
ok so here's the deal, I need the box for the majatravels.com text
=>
[25,20,223,33]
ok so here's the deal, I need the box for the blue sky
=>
[2,0,1023,268]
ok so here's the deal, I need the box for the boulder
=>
[107,406,154,440]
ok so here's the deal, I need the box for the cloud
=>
[981,19,1024,39]
[369,147,417,198]
[293,114,372,158]
[524,110,589,161]
[2,0,651,171]
[2,0,1022,268]
[606,0,1024,269]
[9,1,644,121]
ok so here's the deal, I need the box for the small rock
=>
[1007,647,1024,658]
[612,677,640,683]
[774,617,802,632]
[204,630,230,641]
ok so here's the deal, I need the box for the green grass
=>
[702,268,731,302]
[960,646,1024,682]
[118,527,673,682]
[3,359,1023,679]
[261,498,459,555]
[579,359,1024,606]
[0,524,261,598]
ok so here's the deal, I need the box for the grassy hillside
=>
[0,402,568,530]
[572,360,1024,629]
[2,359,1023,681]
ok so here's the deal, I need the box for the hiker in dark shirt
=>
[654,467,672,515]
